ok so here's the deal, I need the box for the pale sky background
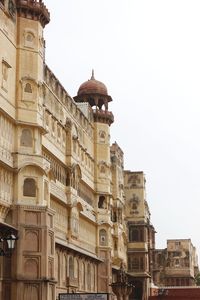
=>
[44,0,200,257]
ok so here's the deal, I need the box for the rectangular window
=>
[128,255,145,271]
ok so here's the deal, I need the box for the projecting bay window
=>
[129,226,144,242]
[128,256,145,272]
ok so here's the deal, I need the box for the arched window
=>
[63,255,67,283]
[99,131,105,139]
[99,229,107,246]
[23,178,36,197]
[91,264,95,291]
[74,258,78,278]
[112,211,117,222]
[44,181,48,201]
[24,83,32,93]
[99,130,106,143]
[87,264,91,291]
[24,258,38,278]
[98,196,106,209]
[55,252,59,281]
[69,256,74,278]
[82,262,85,290]
[20,128,33,147]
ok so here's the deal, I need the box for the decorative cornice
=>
[16,0,50,27]
[93,109,114,126]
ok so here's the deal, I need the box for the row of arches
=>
[55,250,96,292]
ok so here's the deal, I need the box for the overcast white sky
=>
[44,0,200,257]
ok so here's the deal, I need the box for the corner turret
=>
[16,0,50,27]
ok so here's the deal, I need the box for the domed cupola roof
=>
[74,70,112,109]
[74,71,114,126]
[78,71,108,96]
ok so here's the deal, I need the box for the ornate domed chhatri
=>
[74,71,114,125]
[78,70,108,96]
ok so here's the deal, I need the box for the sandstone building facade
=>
[0,1,155,300]
[124,171,155,299]
[153,239,198,287]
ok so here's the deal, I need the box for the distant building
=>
[153,239,199,287]
[149,287,200,300]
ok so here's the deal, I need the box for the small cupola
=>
[74,71,114,125]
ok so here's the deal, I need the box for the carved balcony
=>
[13,153,50,173]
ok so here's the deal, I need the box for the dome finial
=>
[91,69,95,80]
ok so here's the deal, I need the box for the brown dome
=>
[78,71,108,96]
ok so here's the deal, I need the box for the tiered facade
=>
[153,239,199,287]
[0,1,155,300]
[124,171,155,299]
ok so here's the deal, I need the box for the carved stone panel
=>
[24,257,39,279]
[24,230,39,252]
[25,211,40,225]
[24,30,36,49]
